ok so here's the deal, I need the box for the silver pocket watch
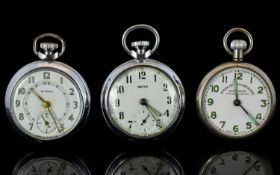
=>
[196,28,276,138]
[101,24,185,139]
[5,33,91,141]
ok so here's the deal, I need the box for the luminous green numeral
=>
[222,75,228,83]
[210,111,217,119]
[258,87,264,94]
[233,125,239,132]
[211,85,219,92]
[234,72,243,80]
[246,122,252,129]
[207,98,214,105]
[261,100,267,107]
[220,121,226,128]
[256,113,262,120]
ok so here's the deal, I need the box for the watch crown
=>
[230,40,247,62]
[131,41,151,60]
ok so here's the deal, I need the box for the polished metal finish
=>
[122,24,160,59]
[223,28,253,61]
[33,33,66,60]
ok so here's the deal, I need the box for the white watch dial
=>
[11,69,83,140]
[107,66,180,138]
[201,67,273,137]
[201,151,272,175]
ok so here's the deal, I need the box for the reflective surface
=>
[106,151,184,175]
[199,151,273,175]
[12,152,91,175]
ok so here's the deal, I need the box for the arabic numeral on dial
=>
[19,113,24,120]
[261,100,267,107]
[207,98,214,105]
[43,72,50,79]
[18,88,25,95]
[250,76,253,83]
[115,99,120,107]
[119,112,124,119]
[220,121,226,128]
[258,87,264,94]
[15,100,20,107]
[233,125,239,132]
[246,122,252,129]
[117,86,124,94]
[167,96,172,104]
[139,71,146,79]
[256,113,262,120]
[163,83,168,91]
[234,72,243,80]
[28,76,35,83]
[154,74,157,82]
[73,101,78,109]
[164,109,170,117]
[126,75,132,83]
[29,123,33,130]
[211,85,219,92]
[222,75,228,83]
[69,88,74,95]
[210,111,217,119]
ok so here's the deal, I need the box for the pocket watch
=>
[5,33,91,141]
[13,152,91,175]
[199,150,273,175]
[106,151,184,175]
[101,24,185,139]
[196,28,276,138]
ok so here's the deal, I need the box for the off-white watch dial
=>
[107,66,180,138]
[11,69,83,140]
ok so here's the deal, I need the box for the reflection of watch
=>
[12,152,91,175]
[106,151,184,175]
[199,151,273,175]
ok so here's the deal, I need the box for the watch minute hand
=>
[146,104,162,116]
[240,105,260,126]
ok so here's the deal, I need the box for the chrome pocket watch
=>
[196,28,276,138]
[101,24,185,139]
[5,33,91,141]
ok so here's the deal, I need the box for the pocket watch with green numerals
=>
[101,24,185,140]
[196,28,276,138]
[5,33,91,141]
